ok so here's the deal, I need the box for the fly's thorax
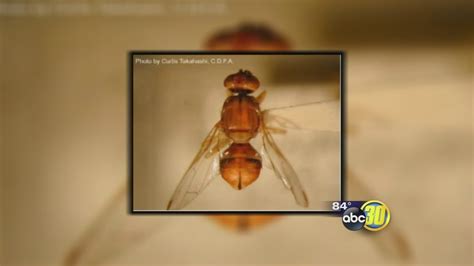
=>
[221,94,261,143]
[219,143,262,190]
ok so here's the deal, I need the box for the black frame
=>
[128,51,346,214]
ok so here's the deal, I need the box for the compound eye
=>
[224,69,260,93]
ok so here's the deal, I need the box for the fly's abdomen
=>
[220,143,262,190]
[221,95,260,143]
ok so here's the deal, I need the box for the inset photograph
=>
[130,52,343,212]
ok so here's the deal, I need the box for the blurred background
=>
[1,0,472,265]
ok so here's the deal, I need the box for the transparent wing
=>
[64,185,172,266]
[167,122,231,210]
[263,99,340,132]
[258,99,340,207]
[261,126,309,207]
[64,123,231,264]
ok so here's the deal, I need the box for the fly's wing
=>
[64,123,231,265]
[347,170,413,260]
[167,122,231,210]
[64,185,171,266]
[263,99,340,133]
[259,99,341,208]
[261,126,309,207]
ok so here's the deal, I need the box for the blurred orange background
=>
[1,0,472,265]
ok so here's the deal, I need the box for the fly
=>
[167,69,309,210]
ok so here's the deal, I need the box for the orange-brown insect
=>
[204,23,291,228]
[205,23,290,51]
[167,69,309,210]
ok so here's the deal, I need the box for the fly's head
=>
[224,69,260,94]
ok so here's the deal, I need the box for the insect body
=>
[167,69,309,210]
[220,70,262,189]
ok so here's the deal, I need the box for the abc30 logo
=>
[339,200,391,231]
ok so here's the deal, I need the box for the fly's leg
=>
[265,126,287,135]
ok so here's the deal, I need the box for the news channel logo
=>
[332,200,391,231]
